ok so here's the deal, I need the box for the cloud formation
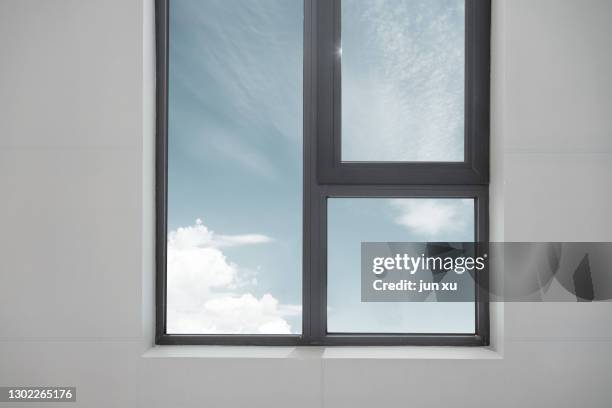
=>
[166,219,299,334]
[391,199,472,238]
[342,0,465,162]
[169,218,272,250]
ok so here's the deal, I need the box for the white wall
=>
[1,0,611,407]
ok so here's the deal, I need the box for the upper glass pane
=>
[327,198,475,333]
[341,0,465,162]
[166,0,303,334]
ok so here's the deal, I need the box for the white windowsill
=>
[142,345,503,360]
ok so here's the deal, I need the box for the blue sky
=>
[328,198,475,333]
[167,0,303,334]
[166,0,470,334]
[342,0,465,161]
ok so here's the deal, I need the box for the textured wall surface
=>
[1,0,611,406]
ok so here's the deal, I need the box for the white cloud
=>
[391,199,472,238]
[168,218,272,250]
[202,294,296,334]
[168,293,300,335]
[166,219,298,334]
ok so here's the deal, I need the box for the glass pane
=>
[327,198,475,333]
[166,0,303,334]
[341,0,465,162]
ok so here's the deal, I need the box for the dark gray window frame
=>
[155,0,491,346]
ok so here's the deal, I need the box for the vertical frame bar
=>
[302,0,314,344]
[305,0,327,345]
[466,0,492,183]
[475,189,490,345]
[154,0,169,344]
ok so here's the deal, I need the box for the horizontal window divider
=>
[317,163,489,185]
[320,334,487,347]
[317,184,489,198]
[156,334,487,347]
[157,334,303,347]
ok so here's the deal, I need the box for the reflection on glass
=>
[166,0,303,334]
[341,0,465,162]
[327,198,475,333]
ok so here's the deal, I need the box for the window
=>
[156,0,490,346]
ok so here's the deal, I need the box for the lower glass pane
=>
[327,198,476,333]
